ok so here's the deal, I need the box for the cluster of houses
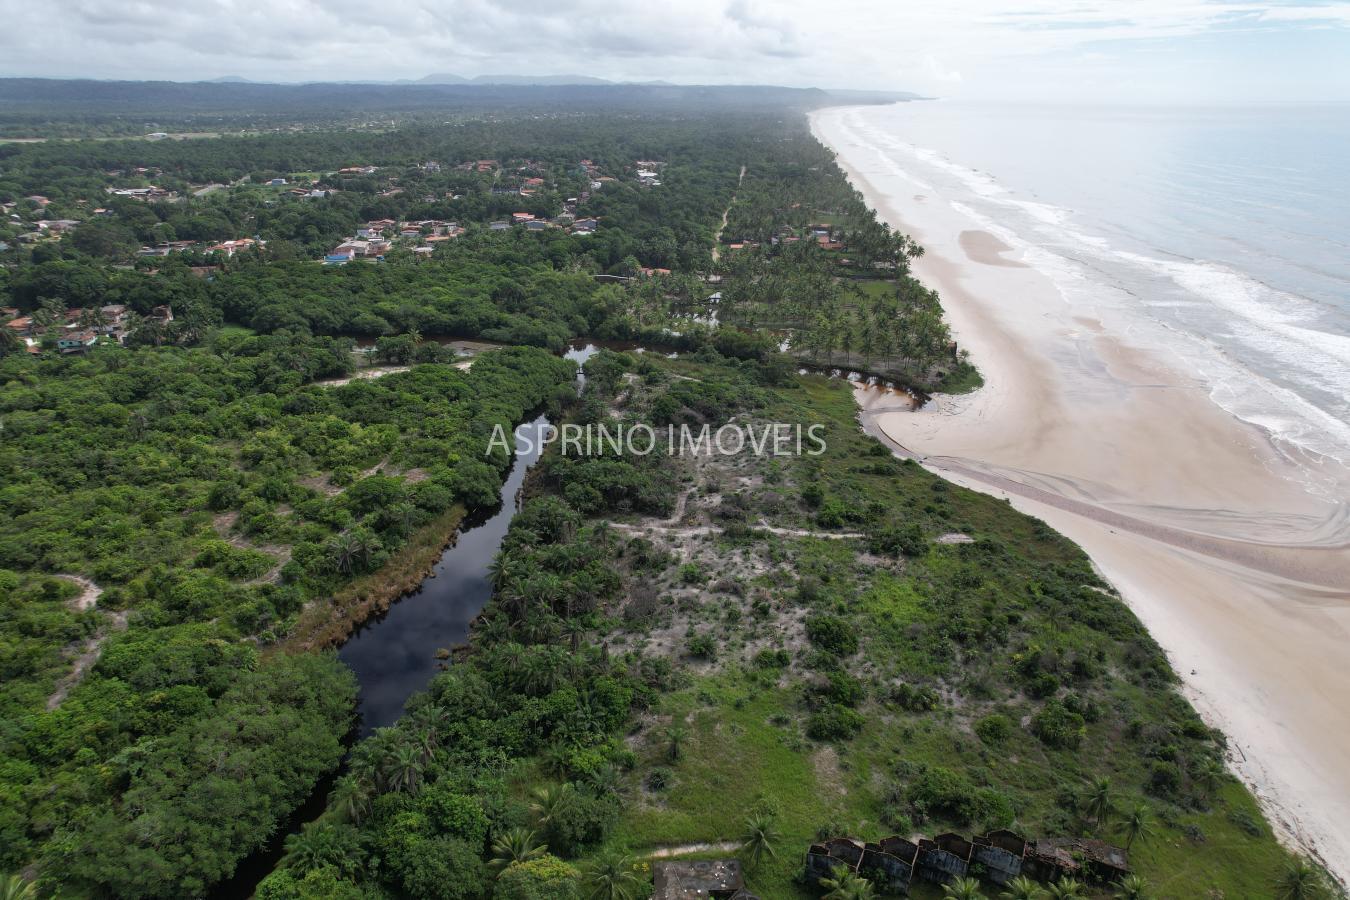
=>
[486,211,598,235]
[455,159,500,174]
[283,185,336,200]
[634,159,665,186]
[806,830,1129,895]
[4,197,80,245]
[325,219,465,264]
[106,186,177,202]
[138,237,264,258]
[3,304,173,354]
[720,223,844,256]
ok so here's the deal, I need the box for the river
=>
[215,344,596,897]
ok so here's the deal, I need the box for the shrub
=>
[975,714,1012,745]
[806,705,865,741]
[207,481,242,512]
[1031,700,1086,750]
[685,632,716,660]
[544,791,618,856]
[417,787,490,848]
[882,806,915,834]
[821,671,865,707]
[805,614,858,657]
[1147,761,1182,799]
[1025,671,1061,699]
[1063,691,1102,723]
[1227,808,1264,838]
[869,524,927,558]
[891,682,939,712]
[678,563,705,585]
[646,767,673,792]
[907,766,1016,827]
[391,835,486,900]
[753,648,790,670]
[494,855,580,900]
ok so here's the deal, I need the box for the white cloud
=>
[2,0,1348,100]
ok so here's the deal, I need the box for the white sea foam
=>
[835,106,1350,469]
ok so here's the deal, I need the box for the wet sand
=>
[813,106,1350,885]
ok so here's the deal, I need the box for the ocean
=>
[828,101,1350,467]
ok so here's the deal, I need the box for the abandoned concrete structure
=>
[860,836,919,894]
[806,829,1128,895]
[918,833,974,884]
[652,859,761,899]
[971,829,1028,884]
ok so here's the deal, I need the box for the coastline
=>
[813,104,1350,886]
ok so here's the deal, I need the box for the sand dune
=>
[813,105,1350,886]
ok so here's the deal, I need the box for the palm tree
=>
[411,725,439,764]
[738,810,779,871]
[32,297,65,332]
[0,874,37,900]
[1275,858,1331,900]
[283,822,363,877]
[530,783,576,832]
[1001,876,1046,900]
[1117,802,1154,851]
[1116,873,1152,899]
[329,774,373,824]
[943,876,988,900]
[474,613,511,646]
[1045,878,1087,899]
[487,555,518,591]
[79,306,109,332]
[560,616,590,652]
[818,867,876,900]
[327,531,363,575]
[488,827,546,875]
[520,647,564,695]
[584,762,621,799]
[580,847,642,900]
[1084,776,1113,830]
[664,724,688,761]
[1193,758,1225,800]
[385,742,425,794]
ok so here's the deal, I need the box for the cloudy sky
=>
[6,0,1350,102]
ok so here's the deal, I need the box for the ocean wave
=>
[873,126,1350,468]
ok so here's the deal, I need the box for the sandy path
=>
[814,105,1350,886]
[646,841,740,858]
[46,576,128,710]
[314,365,410,387]
[57,574,103,611]
[611,520,862,541]
[711,165,747,262]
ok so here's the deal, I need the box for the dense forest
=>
[0,79,893,137]
[0,90,1333,899]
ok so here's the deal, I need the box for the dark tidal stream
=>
[215,344,596,898]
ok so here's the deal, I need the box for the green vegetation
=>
[245,349,1305,899]
[0,90,1326,900]
[0,337,574,892]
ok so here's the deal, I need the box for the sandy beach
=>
[813,105,1350,886]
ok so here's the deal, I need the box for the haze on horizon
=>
[5,0,1350,105]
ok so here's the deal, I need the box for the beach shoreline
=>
[813,104,1350,887]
